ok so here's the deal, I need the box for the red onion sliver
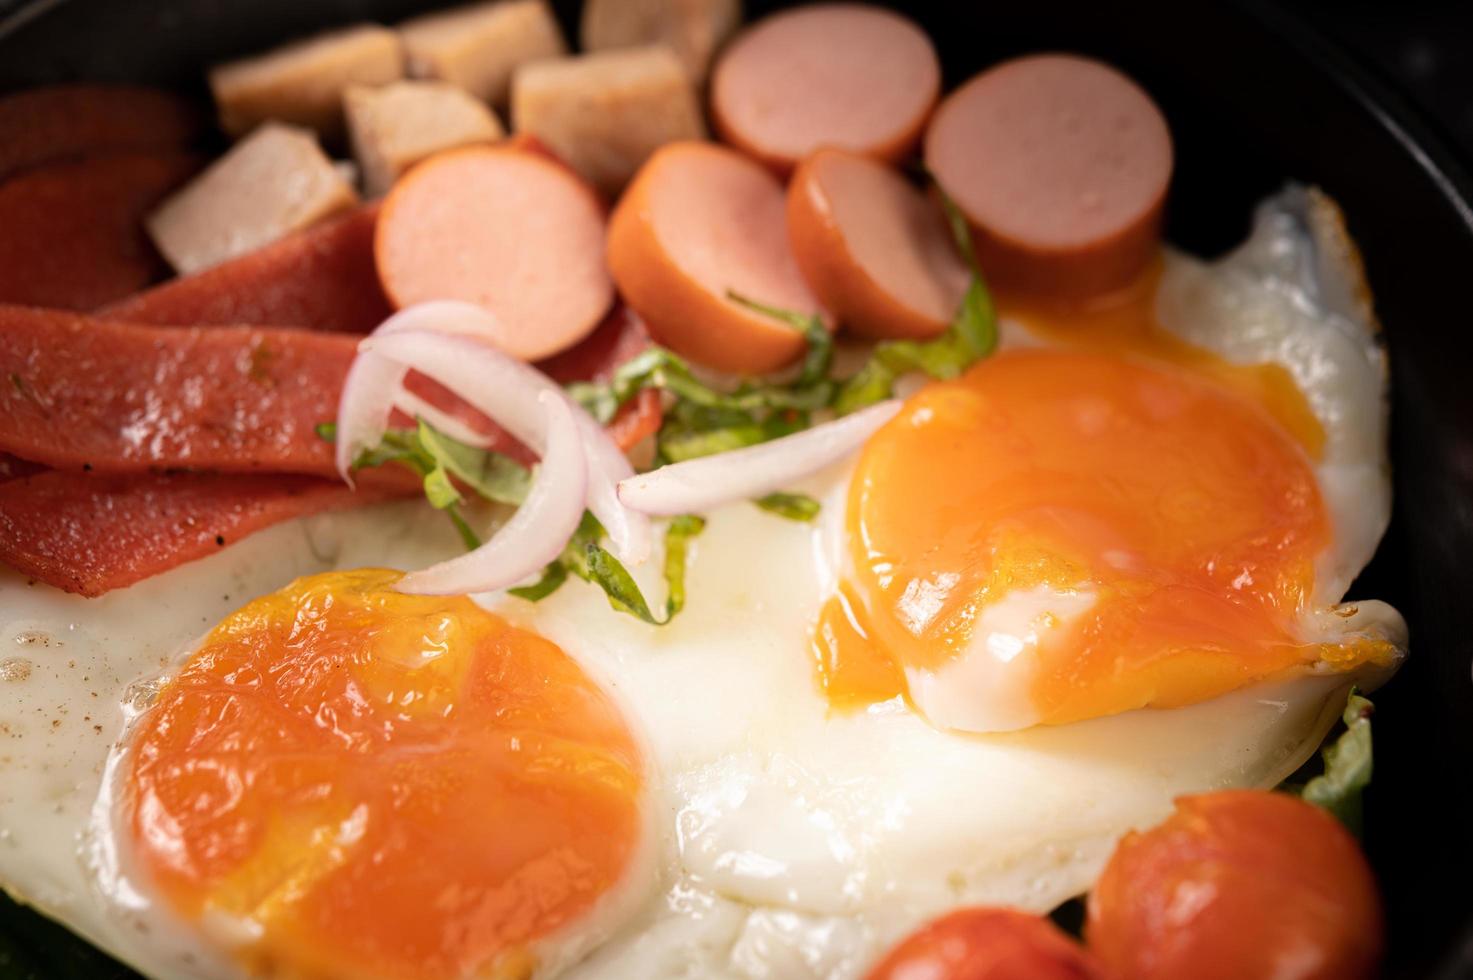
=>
[391,388,494,448]
[617,400,904,516]
[397,391,587,596]
[334,301,502,482]
[335,350,408,484]
[361,328,653,565]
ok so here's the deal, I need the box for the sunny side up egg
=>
[0,187,1406,979]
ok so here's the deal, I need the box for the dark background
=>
[1291,0,1473,159]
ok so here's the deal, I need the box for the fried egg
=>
[0,186,1405,979]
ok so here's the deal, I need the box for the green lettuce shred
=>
[319,420,698,624]
[754,492,821,522]
[1298,690,1375,834]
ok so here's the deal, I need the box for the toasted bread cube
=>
[209,24,403,139]
[399,0,566,107]
[511,45,704,196]
[147,122,359,274]
[345,81,504,197]
[580,0,741,83]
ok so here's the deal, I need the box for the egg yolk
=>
[1000,263,1328,461]
[816,348,1386,731]
[125,569,645,979]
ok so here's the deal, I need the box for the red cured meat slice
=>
[0,454,45,483]
[99,204,393,333]
[0,304,665,595]
[0,152,200,310]
[0,470,404,597]
[0,84,203,182]
[539,304,663,450]
[538,303,652,384]
[0,305,361,476]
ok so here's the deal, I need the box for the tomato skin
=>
[1086,790,1383,980]
[865,907,1106,980]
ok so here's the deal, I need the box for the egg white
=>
[0,186,1403,980]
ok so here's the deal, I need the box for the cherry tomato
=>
[1086,790,1383,980]
[865,907,1105,980]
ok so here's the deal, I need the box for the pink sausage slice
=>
[788,148,969,339]
[375,145,614,361]
[607,141,828,374]
[711,4,939,173]
[925,54,1173,300]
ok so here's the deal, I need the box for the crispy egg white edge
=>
[0,185,1406,980]
[1153,185,1393,609]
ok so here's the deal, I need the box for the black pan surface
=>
[0,1,1470,977]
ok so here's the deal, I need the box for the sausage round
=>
[607,141,828,374]
[711,4,939,174]
[925,54,1173,300]
[375,144,614,361]
[788,148,969,339]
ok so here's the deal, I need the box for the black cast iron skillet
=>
[1,0,1470,977]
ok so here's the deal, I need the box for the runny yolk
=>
[814,346,1386,731]
[125,569,644,980]
[1003,262,1327,459]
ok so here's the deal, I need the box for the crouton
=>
[147,122,358,274]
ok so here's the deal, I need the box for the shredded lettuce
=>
[1297,690,1375,834]
[662,515,705,617]
[512,511,706,625]
[505,559,568,602]
[316,420,497,550]
[834,192,997,414]
[415,418,529,506]
[726,291,835,389]
[318,420,698,624]
[657,402,807,464]
[754,492,821,521]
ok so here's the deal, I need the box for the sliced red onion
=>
[391,388,494,448]
[361,327,652,565]
[397,391,586,596]
[334,301,506,482]
[334,351,408,485]
[617,400,903,516]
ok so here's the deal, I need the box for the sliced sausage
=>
[511,44,706,197]
[710,4,939,173]
[925,54,1173,300]
[147,122,359,275]
[580,0,741,84]
[0,152,199,310]
[607,140,827,374]
[346,81,505,197]
[0,84,203,182]
[399,0,567,108]
[101,204,392,333]
[788,148,969,339]
[209,24,404,139]
[375,144,613,360]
